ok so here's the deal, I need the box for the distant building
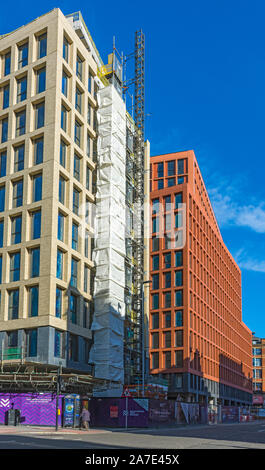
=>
[252,335,265,405]
[149,150,253,406]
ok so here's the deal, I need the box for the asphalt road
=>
[0,421,264,450]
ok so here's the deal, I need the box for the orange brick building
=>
[149,150,253,405]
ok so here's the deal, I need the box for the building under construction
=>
[0,9,149,397]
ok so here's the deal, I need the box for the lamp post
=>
[55,363,62,431]
[141,280,151,397]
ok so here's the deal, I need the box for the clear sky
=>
[1,0,265,336]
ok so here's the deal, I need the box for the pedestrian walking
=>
[81,407,90,430]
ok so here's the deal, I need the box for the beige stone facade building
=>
[0,9,149,391]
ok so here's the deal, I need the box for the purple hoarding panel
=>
[90,398,148,427]
[0,393,63,426]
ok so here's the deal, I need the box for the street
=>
[0,421,264,449]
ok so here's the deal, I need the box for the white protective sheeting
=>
[89,85,126,394]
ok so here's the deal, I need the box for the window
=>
[61,105,67,131]
[35,102,45,129]
[164,312,171,328]
[30,247,40,278]
[63,37,69,62]
[54,330,63,358]
[167,160,175,176]
[0,186,5,211]
[62,71,68,97]
[1,117,8,143]
[18,42,28,69]
[164,351,171,368]
[175,270,183,287]
[88,71,92,94]
[152,293,159,310]
[59,176,65,204]
[60,140,67,167]
[73,153,81,181]
[178,159,185,174]
[33,136,43,165]
[0,255,2,284]
[57,211,65,241]
[164,253,171,269]
[164,272,171,289]
[31,210,41,239]
[86,165,90,191]
[175,193,183,208]
[152,255,159,271]
[164,332,171,348]
[0,151,7,177]
[152,237,159,252]
[37,33,47,59]
[253,358,262,367]
[17,76,27,102]
[152,352,159,369]
[29,286,39,317]
[8,289,19,319]
[72,222,78,251]
[175,310,183,327]
[70,258,78,288]
[152,332,159,349]
[168,177,175,187]
[10,252,20,281]
[84,265,89,293]
[87,101,91,124]
[74,120,81,147]
[175,330,183,347]
[76,54,83,81]
[7,331,18,347]
[70,294,77,324]
[4,52,11,76]
[157,162,164,178]
[175,251,183,267]
[152,217,159,233]
[157,179,164,190]
[55,287,63,318]
[56,249,64,279]
[86,133,90,157]
[83,301,90,328]
[32,174,42,202]
[27,329,38,357]
[164,292,171,309]
[73,188,80,215]
[152,198,160,215]
[152,313,159,329]
[85,230,89,258]
[175,211,183,228]
[2,84,9,109]
[13,180,23,208]
[175,290,183,307]
[0,220,4,247]
[14,144,25,171]
[11,215,22,244]
[152,273,159,290]
[175,350,183,368]
[69,333,78,361]
[75,87,82,113]
[36,67,46,94]
[15,110,26,137]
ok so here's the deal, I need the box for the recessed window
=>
[74,120,82,147]
[167,160,175,176]
[56,249,64,280]
[37,33,47,59]
[0,186,5,212]
[13,179,23,208]
[175,250,183,267]
[152,313,159,329]
[10,251,20,281]
[28,285,39,317]
[73,153,81,181]
[33,136,44,165]
[62,71,68,97]
[0,151,7,177]
[2,84,9,109]
[175,270,183,287]
[30,247,40,278]
[18,42,28,69]
[152,293,159,310]
[55,287,63,318]
[70,294,78,324]
[8,289,19,319]
[32,173,42,202]
[72,222,79,251]
[76,54,83,81]
[26,329,38,357]
[157,162,164,178]
[73,187,80,215]
[70,257,78,288]
[57,211,65,242]
[35,102,45,129]
[60,139,67,167]
[63,36,70,63]
[152,254,159,271]
[175,290,183,307]
[175,330,183,347]
[152,273,159,290]
[4,52,11,76]
[15,110,26,137]
[175,310,183,327]
[75,86,82,114]
[59,176,66,204]
[36,67,46,94]
[31,210,41,239]
[1,117,8,143]
[11,215,22,245]
[61,105,67,132]
[17,76,27,103]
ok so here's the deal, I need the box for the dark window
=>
[164,331,171,348]
[62,71,68,97]
[34,137,44,165]
[157,162,164,178]
[167,160,175,176]
[164,272,171,289]
[76,55,83,81]
[17,76,27,102]
[55,287,63,318]
[14,144,25,171]
[11,215,22,244]
[63,37,69,62]
[164,312,171,328]
[1,118,8,143]
[177,159,185,174]
[37,33,47,59]
[70,294,77,324]
[29,286,39,317]
[152,293,159,310]
[30,247,40,278]
[74,153,81,181]
[35,102,45,129]
[152,332,159,349]
[3,84,9,109]
[57,211,65,241]
[10,252,20,281]
[164,292,171,308]
[175,350,183,368]
[175,193,183,208]
[69,333,78,361]
[8,289,19,319]
[13,180,23,208]
[4,52,11,76]
[70,258,78,288]
[152,352,159,369]
[152,313,159,329]
[152,255,159,271]
[175,250,183,267]
[0,151,7,177]
[164,351,171,368]
[31,210,41,239]
[164,252,171,268]
[60,140,67,167]
[175,310,183,327]
[56,249,63,279]
[175,290,183,307]
[0,186,5,211]
[18,43,28,69]
[152,273,159,290]
[0,220,4,246]
[175,330,183,347]
[36,67,46,94]
[175,270,183,287]
[32,174,42,202]
[61,105,67,131]
[59,176,65,204]
[72,222,78,251]
[15,110,26,137]
[27,329,38,357]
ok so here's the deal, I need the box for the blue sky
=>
[1,0,265,336]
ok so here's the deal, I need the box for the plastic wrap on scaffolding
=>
[89,85,126,395]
